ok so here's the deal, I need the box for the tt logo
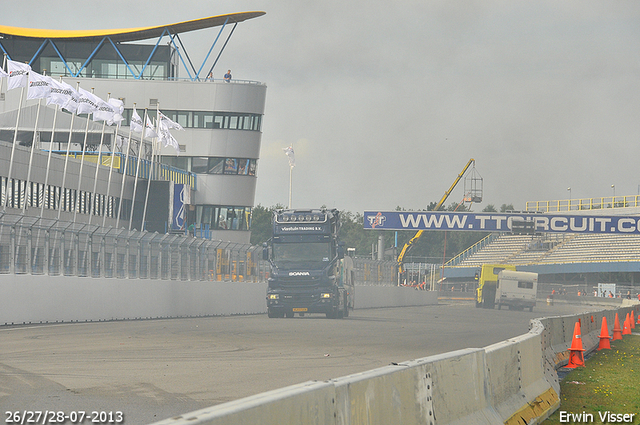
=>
[368,212,386,228]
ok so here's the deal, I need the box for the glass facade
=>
[122,109,262,131]
[162,156,257,176]
[195,205,252,231]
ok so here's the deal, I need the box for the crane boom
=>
[396,158,476,280]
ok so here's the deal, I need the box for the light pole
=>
[611,184,616,207]
[567,187,571,210]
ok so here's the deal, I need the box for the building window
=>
[195,205,252,231]
[161,156,257,177]
[122,109,262,132]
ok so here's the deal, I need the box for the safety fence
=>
[526,194,640,212]
[0,212,396,285]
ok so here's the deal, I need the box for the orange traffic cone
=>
[566,321,585,368]
[622,314,631,335]
[597,316,611,350]
[636,311,640,325]
[631,311,636,329]
[613,313,623,340]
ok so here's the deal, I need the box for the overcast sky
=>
[8,1,640,213]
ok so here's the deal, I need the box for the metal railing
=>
[526,195,640,212]
[0,212,396,285]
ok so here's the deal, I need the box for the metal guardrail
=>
[0,212,395,285]
[445,233,497,267]
[526,195,640,212]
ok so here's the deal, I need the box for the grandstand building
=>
[0,12,266,244]
[443,199,640,286]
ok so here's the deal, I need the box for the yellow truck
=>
[475,264,538,311]
[475,264,515,309]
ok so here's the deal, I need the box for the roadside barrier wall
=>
[149,302,640,425]
[0,274,437,325]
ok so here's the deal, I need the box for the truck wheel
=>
[326,310,336,319]
[529,306,534,312]
[267,309,277,318]
[285,312,294,318]
[497,303,501,310]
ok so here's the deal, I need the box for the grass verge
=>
[543,334,640,424]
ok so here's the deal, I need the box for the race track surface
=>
[0,301,593,424]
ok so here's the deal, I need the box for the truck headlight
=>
[321,293,332,298]
[268,294,279,300]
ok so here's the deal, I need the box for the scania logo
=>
[288,271,310,276]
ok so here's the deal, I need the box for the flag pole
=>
[141,103,159,232]
[3,83,27,212]
[288,165,292,209]
[103,122,121,228]
[88,93,110,225]
[57,82,80,220]
[73,88,96,223]
[40,77,62,217]
[115,104,136,229]
[128,108,148,231]
[22,96,44,214]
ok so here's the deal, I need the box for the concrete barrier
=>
[0,274,267,325]
[157,380,337,425]
[0,275,437,325]
[3,274,637,425]
[148,303,640,425]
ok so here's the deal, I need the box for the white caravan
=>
[495,270,538,312]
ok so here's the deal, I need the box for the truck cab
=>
[475,264,516,308]
[264,208,354,319]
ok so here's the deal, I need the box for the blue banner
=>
[363,211,640,234]
[172,184,187,231]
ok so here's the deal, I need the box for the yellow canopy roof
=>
[0,11,265,42]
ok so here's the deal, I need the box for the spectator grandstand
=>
[448,233,640,267]
[443,196,640,285]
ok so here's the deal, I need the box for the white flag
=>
[158,119,180,154]
[158,111,184,131]
[283,146,295,167]
[92,99,116,122]
[27,71,53,100]
[144,115,158,138]
[130,108,144,133]
[61,82,80,114]
[48,79,72,108]
[0,66,8,79]
[7,60,31,90]
[76,87,101,115]
[107,98,124,126]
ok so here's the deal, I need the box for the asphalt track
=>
[0,300,594,425]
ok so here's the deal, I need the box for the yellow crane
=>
[396,158,480,283]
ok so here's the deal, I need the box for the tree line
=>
[250,203,515,264]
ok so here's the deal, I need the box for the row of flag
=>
[0,59,183,153]
[0,58,186,230]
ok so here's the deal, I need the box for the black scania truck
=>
[264,208,354,319]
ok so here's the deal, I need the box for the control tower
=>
[0,12,266,243]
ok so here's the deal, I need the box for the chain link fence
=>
[0,213,396,285]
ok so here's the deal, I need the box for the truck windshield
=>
[273,242,331,270]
